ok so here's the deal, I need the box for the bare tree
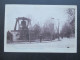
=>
[33,24,41,39]
[60,23,72,38]
[66,8,75,36]
[42,21,55,40]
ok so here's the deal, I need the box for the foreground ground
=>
[4,37,77,53]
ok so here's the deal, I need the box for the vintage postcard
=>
[4,4,77,53]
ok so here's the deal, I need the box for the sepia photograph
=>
[4,4,77,53]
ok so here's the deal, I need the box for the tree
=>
[60,23,72,38]
[42,21,55,40]
[60,8,75,38]
[66,8,75,34]
[33,24,41,39]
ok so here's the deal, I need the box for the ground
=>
[4,37,77,53]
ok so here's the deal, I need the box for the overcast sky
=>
[5,5,76,32]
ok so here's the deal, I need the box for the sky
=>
[4,5,76,32]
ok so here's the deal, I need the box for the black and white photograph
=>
[4,5,77,53]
